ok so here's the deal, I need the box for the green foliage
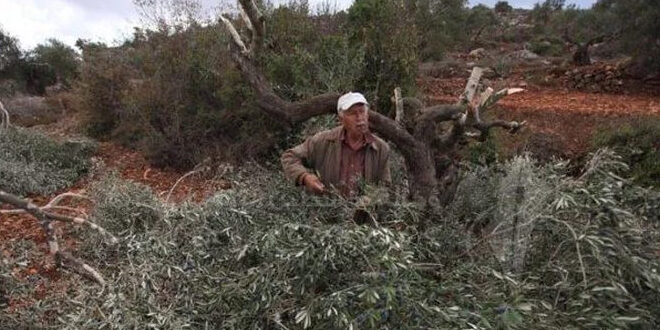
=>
[595,0,660,73]
[79,24,281,169]
[0,29,22,81]
[529,37,564,56]
[28,38,80,87]
[0,34,79,95]
[88,173,163,235]
[0,127,95,196]
[466,4,498,44]
[348,0,418,114]
[592,118,660,188]
[461,137,501,165]
[414,0,469,60]
[4,151,659,328]
[261,4,364,100]
[494,1,513,14]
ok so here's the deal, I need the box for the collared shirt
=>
[281,126,392,193]
[338,129,375,197]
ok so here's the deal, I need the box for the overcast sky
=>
[0,0,598,50]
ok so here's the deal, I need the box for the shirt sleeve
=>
[281,136,314,185]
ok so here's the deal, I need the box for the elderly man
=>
[281,92,391,197]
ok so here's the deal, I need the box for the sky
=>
[0,0,598,51]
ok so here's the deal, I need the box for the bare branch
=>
[474,120,526,140]
[238,0,264,54]
[459,67,484,105]
[44,192,92,209]
[0,100,10,130]
[394,87,403,124]
[480,88,524,112]
[220,14,249,55]
[0,190,116,285]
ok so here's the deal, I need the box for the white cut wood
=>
[394,87,403,124]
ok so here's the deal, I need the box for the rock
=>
[469,48,487,58]
[510,49,540,60]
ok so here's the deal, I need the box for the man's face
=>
[340,103,369,136]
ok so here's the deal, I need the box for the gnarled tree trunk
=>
[220,0,526,205]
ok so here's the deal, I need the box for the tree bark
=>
[219,5,525,205]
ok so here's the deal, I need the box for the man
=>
[281,92,391,197]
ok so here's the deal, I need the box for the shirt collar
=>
[336,127,378,150]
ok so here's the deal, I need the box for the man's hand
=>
[302,173,325,195]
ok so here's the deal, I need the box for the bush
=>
[28,39,80,88]
[495,1,513,14]
[414,0,469,61]
[0,127,95,196]
[78,24,283,169]
[529,37,564,56]
[592,118,660,188]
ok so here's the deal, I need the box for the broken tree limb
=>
[220,14,249,55]
[1,192,117,244]
[0,190,116,285]
[394,87,403,124]
[238,0,264,54]
[220,1,527,204]
[0,100,9,130]
[459,67,484,105]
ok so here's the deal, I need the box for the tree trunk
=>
[573,44,591,66]
[220,1,526,205]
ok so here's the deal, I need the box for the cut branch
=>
[220,14,248,55]
[238,0,264,54]
[0,100,10,130]
[0,190,117,285]
[394,87,403,124]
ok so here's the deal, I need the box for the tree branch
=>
[0,190,116,285]
[219,14,249,55]
[0,100,10,130]
[238,0,265,54]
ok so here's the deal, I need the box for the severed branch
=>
[220,14,249,55]
[238,0,265,54]
[0,190,117,285]
[0,100,10,130]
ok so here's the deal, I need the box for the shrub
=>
[0,127,95,196]
[495,1,513,14]
[78,24,282,169]
[529,37,564,57]
[28,39,80,88]
[592,118,660,188]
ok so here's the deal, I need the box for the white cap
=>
[337,92,368,113]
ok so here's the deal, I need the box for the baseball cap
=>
[337,92,368,113]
